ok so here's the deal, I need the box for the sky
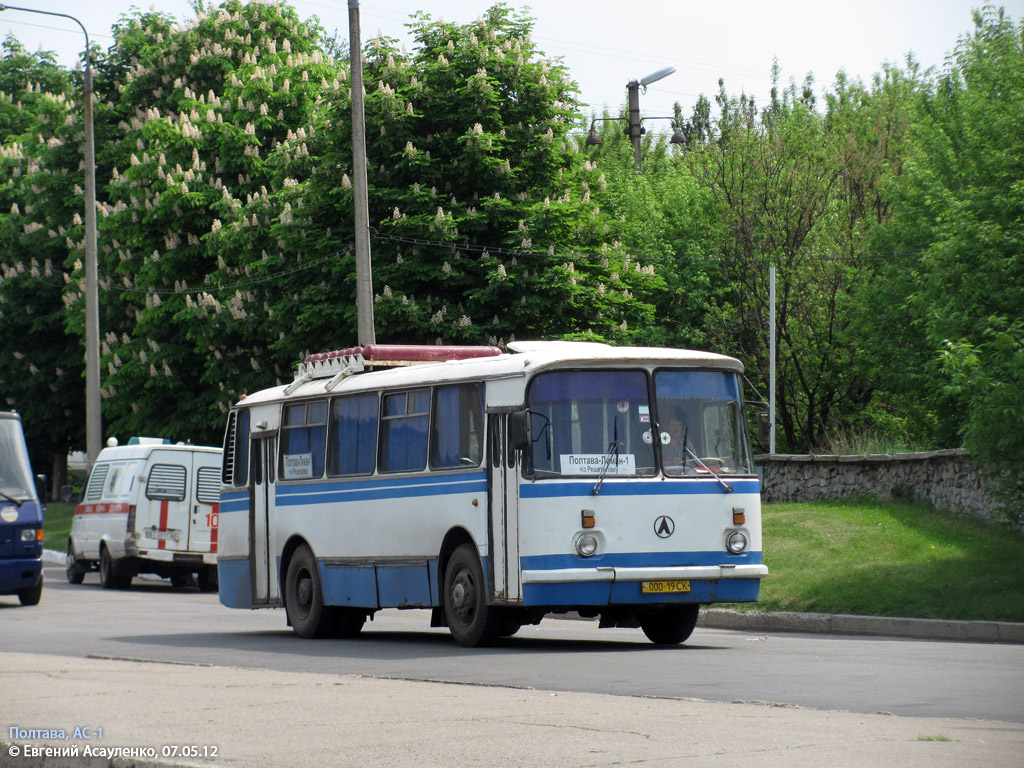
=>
[2,0,1023,119]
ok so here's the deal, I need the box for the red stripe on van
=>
[210,502,219,553]
[74,503,131,516]
[157,499,169,549]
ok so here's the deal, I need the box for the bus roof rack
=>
[289,344,504,393]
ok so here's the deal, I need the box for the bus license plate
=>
[641,580,691,594]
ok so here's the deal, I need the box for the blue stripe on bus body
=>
[521,550,762,570]
[220,491,249,514]
[520,478,760,498]
[275,472,488,507]
[217,558,253,609]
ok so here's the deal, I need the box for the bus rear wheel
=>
[639,604,700,645]
[285,545,337,638]
[444,544,499,647]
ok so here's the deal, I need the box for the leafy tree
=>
[0,38,84,492]
[193,2,661,419]
[884,7,1024,510]
[79,0,339,444]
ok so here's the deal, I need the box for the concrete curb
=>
[699,607,1024,644]
[42,550,1024,645]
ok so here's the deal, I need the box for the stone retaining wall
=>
[755,449,1006,522]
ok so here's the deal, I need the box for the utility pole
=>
[626,79,643,172]
[348,0,375,346]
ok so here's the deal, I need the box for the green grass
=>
[751,499,1024,622]
[44,498,1024,623]
[43,501,75,553]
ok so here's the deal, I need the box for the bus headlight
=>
[725,530,748,554]
[574,533,599,557]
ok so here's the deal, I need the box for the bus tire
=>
[66,543,86,585]
[444,544,499,647]
[99,547,131,590]
[284,545,337,639]
[334,609,366,638]
[639,604,700,645]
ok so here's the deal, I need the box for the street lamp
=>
[0,4,101,470]
[585,66,682,171]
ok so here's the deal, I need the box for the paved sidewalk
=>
[3,652,1023,768]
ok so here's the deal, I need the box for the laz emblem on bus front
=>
[654,515,675,538]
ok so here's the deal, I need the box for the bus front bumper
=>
[519,564,769,606]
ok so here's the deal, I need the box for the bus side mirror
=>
[758,412,770,445]
[508,410,531,450]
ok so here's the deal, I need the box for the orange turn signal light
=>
[581,509,596,529]
[732,507,746,525]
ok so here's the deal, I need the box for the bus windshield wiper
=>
[685,448,733,493]
[592,419,621,496]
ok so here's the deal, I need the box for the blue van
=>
[0,412,45,605]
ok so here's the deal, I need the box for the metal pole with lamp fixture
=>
[586,66,681,172]
[0,4,101,471]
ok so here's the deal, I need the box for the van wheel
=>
[444,544,499,647]
[18,576,43,606]
[639,604,700,645]
[170,574,191,588]
[197,567,218,593]
[66,543,86,585]
[99,547,131,590]
[284,545,337,638]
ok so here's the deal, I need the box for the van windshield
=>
[0,418,36,501]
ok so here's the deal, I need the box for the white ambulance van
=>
[66,438,222,591]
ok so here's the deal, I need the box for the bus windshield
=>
[525,370,657,477]
[654,369,751,476]
[0,417,36,502]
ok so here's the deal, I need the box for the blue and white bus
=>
[217,341,767,646]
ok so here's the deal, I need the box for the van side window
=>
[280,401,327,480]
[147,464,187,501]
[431,383,483,469]
[328,393,378,476]
[85,464,110,500]
[196,467,221,505]
[380,390,430,472]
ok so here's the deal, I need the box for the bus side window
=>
[328,393,379,476]
[380,390,429,472]
[233,409,251,487]
[279,401,327,480]
[430,384,482,469]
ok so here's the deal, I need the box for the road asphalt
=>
[2,552,1019,768]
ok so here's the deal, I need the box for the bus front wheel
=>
[444,544,499,647]
[285,545,337,638]
[639,604,700,645]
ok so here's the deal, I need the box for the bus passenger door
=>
[249,435,276,606]
[488,413,521,601]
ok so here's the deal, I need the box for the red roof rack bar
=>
[361,344,502,362]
